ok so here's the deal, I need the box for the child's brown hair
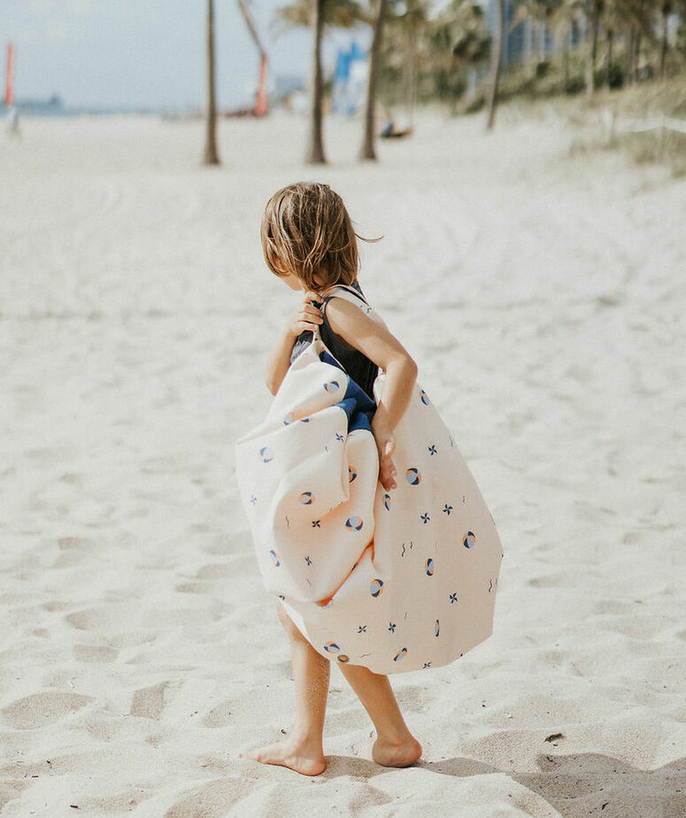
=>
[260,182,376,292]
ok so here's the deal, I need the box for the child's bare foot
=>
[239,737,326,776]
[372,735,423,767]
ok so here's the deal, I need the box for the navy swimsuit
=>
[289,282,379,403]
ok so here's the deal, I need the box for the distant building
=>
[482,0,683,68]
[12,93,64,115]
[332,41,367,116]
[482,0,584,67]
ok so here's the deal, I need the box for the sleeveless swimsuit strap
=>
[319,283,370,308]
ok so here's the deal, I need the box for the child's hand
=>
[373,422,397,491]
[286,290,323,337]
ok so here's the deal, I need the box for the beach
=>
[0,108,684,817]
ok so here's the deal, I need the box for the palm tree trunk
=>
[306,0,326,164]
[203,0,220,165]
[585,0,599,97]
[659,5,669,79]
[525,18,535,80]
[528,20,537,80]
[563,23,570,92]
[606,29,613,88]
[634,29,641,80]
[625,24,633,85]
[486,0,504,130]
[538,19,546,63]
[407,25,417,129]
[360,0,385,161]
[411,35,418,124]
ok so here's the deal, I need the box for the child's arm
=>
[265,290,324,395]
[324,299,418,491]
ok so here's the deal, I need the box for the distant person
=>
[7,106,20,136]
[381,116,412,139]
[235,181,504,775]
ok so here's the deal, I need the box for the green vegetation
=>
[269,0,686,162]
[373,0,686,114]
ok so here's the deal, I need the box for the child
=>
[241,181,422,775]
[237,181,503,776]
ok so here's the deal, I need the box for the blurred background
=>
[2,0,685,129]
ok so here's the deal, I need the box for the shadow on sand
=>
[318,751,686,818]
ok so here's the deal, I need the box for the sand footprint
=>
[195,563,232,580]
[175,582,208,594]
[592,599,634,616]
[56,789,153,814]
[73,644,119,663]
[1,691,93,730]
[130,682,168,720]
[64,603,140,633]
[164,778,245,818]
[202,701,233,728]
[527,573,568,588]
[58,536,98,553]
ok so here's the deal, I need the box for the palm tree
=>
[276,0,364,28]
[203,0,221,165]
[548,0,585,92]
[384,0,430,128]
[585,0,602,96]
[306,0,327,163]
[486,0,505,129]
[658,0,673,78]
[360,0,386,160]
[601,0,654,85]
[510,0,563,81]
[276,0,365,164]
[427,0,490,111]
[597,0,626,88]
[619,0,646,84]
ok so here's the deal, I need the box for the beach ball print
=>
[324,642,340,654]
[346,516,364,532]
[383,493,392,511]
[406,467,422,486]
[283,414,294,426]
[259,447,274,463]
[393,648,407,662]
[269,550,281,567]
[298,491,315,505]
[323,380,340,393]
[434,619,440,637]
[420,389,430,405]
[337,654,350,663]
[318,598,334,609]
[370,579,384,597]
[425,558,435,576]
[348,466,357,483]
[463,530,477,548]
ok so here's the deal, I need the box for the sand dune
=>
[0,108,684,817]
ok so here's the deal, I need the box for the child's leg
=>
[240,600,330,776]
[336,663,422,767]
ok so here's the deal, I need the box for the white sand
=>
[0,107,684,818]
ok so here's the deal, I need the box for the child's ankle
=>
[289,726,324,749]
[375,729,414,746]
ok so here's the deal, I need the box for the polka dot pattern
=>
[236,285,504,674]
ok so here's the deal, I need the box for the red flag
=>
[5,41,15,107]
[254,53,268,117]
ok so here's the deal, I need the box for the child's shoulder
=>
[321,283,388,332]
[322,282,373,314]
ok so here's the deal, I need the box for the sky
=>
[0,0,372,111]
